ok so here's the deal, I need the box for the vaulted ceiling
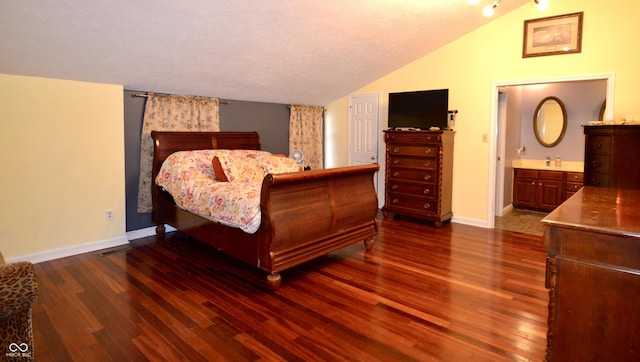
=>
[0,1,529,105]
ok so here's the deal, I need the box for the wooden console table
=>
[542,186,640,361]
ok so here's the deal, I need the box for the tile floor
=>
[494,209,548,236]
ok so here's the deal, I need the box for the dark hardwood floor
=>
[32,215,548,361]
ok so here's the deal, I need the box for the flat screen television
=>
[388,89,449,130]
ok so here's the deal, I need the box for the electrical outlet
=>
[105,209,114,221]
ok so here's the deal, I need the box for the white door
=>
[495,91,507,217]
[348,93,380,166]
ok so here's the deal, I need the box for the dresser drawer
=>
[388,145,437,157]
[514,168,538,179]
[566,172,584,183]
[565,182,583,192]
[387,180,437,199]
[386,193,437,213]
[586,135,612,154]
[388,167,436,183]
[586,155,611,172]
[539,170,564,181]
[585,172,610,187]
[388,156,437,170]
[385,131,440,144]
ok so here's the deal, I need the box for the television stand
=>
[382,129,454,227]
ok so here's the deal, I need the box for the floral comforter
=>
[155,150,264,233]
[155,149,301,234]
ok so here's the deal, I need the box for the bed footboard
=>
[258,163,380,288]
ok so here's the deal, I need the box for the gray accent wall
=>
[124,90,291,231]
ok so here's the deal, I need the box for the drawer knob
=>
[392,184,398,190]
[424,175,431,181]
[591,179,600,185]
[592,160,601,167]
[392,198,399,204]
[393,147,400,153]
[424,203,431,209]
[423,188,430,195]
[393,172,399,177]
[424,161,431,167]
[593,143,602,149]
[393,159,400,164]
[425,149,432,154]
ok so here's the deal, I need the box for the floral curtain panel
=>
[289,105,324,170]
[137,93,220,213]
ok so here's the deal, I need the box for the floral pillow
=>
[254,154,301,174]
[157,150,219,187]
[215,153,265,183]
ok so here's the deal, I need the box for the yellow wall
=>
[326,0,640,225]
[0,74,126,260]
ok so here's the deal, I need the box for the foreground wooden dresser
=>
[382,130,454,227]
[542,187,640,361]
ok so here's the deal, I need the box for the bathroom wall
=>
[518,79,607,162]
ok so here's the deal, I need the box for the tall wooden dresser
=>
[382,130,454,227]
[583,125,640,188]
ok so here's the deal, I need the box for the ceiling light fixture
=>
[533,0,549,11]
[471,0,549,17]
[483,0,500,17]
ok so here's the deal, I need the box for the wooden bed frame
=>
[151,131,379,289]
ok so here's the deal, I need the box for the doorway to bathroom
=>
[488,73,614,230]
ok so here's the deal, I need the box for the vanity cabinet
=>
[382,130,454,227]
[513,169,582,212]
[584,125,640,188]
[513,169,538,210]
[513,169,563,212]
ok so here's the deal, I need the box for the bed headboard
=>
[150,131,261,180]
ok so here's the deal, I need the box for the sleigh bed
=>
[151,131,379,289]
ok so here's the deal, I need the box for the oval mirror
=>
[533,96,567,147]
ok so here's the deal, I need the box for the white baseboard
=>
[126,224,177,241]
[126,226,157,240]
[8,235,130,264]
[7,225,179,264]
[450,215,491,229]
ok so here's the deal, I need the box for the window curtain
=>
[289,105,324,170]
[136,93,220,213]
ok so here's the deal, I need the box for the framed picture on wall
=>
[523,12,583,58]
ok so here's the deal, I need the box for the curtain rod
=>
[132,92,231,104]
[288,105,327,110]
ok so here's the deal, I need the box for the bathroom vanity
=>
[512,160,583,212]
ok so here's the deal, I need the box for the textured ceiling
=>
[0,0,528,105]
